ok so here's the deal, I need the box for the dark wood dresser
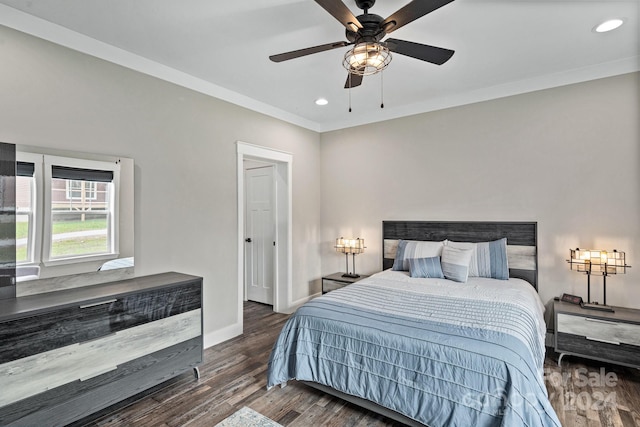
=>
[0,272,203,427]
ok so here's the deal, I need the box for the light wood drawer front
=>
[0,309,201,408]
[323,279,348,292]
[557,313,640,346]
[0,337,203,426]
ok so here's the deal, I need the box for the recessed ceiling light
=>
[315,98,328,106]
[594,19,624,33]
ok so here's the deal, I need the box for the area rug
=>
[215,406,283,427]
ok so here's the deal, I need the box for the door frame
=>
[236,142,292,323]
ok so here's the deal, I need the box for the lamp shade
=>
[335,237,365,254]
[568,248,628,275]
[342,43,391,76]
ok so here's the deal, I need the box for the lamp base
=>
[342,273,360,279]
[581,302,615,313]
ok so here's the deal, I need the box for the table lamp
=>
[567,248,630,312]
[335,237,365,278]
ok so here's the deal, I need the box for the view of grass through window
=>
[50,217,108,258]
[16,221,28,262]
[16,218,108,260]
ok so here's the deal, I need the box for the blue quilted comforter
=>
[267,271,560,427]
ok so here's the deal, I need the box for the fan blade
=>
[269,41,350,62]
[381,0,455,34]
[385,38,454,65]
[344,72,363,89]
[315,0,363,31]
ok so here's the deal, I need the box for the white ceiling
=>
[1,0,638,132]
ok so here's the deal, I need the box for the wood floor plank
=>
[76,301,640,427]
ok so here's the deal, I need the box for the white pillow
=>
[441,246,473,283]
[392,240,444,271]
[445,241,479,276]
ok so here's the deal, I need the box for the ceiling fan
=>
[269,0,455,89]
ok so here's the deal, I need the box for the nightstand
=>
[322,272,369,294]
[554,300,640,368]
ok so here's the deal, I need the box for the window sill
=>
[43,253,119,268]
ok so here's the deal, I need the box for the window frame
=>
[42,155,120,266]
[15,152,43,267]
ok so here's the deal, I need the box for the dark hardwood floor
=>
[81,301,640,427]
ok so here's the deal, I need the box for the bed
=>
[267,221,560,427]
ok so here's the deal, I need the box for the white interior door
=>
[244,165,275,305]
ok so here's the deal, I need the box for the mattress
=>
[267,270,560,427]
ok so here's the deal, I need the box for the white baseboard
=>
[204,294,321,348]
[283,292,321,314]
[203,322,243,349]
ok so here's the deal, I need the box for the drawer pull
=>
[586,336,620,345]
[585,318,618,325]
[80,299,117,309]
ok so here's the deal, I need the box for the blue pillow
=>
[481,238,509,280]
[408,257,444,279]
[446,238,509,280]
[392,240,444,271]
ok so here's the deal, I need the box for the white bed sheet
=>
[354,269,547,367]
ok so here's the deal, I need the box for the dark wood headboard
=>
[382,221,538,290]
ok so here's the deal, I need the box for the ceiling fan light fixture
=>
[343,42,392,76]
[594,18,624,33]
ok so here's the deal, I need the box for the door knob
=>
[245,238,252,243]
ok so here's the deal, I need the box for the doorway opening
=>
[244,163,275,306]
[236,142,292,332]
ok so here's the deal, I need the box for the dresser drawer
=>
[556,332,640,367]
[0,306,84,364]
[556,313,640,347]
[109,280,201,330]
[0,281,201,364]
[0,309,201,409]
[0,272,203,427]
[0,336,202,427]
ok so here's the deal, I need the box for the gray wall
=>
[0,25,322,345]
[1,22,638,343]
[320,72,640,307]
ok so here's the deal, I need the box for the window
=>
[15,154,41,266]
[16,163,35,263]
[16,153,120,267]
[14,149,132,279]
[44,157,120,264]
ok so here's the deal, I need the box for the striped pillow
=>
[441,246,473,283]
[392,240,444,271]
[408,256,445,279]
[446,238,509,280]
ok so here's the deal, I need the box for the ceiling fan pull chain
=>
[348,73,352,112]
[380,71,384,109]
